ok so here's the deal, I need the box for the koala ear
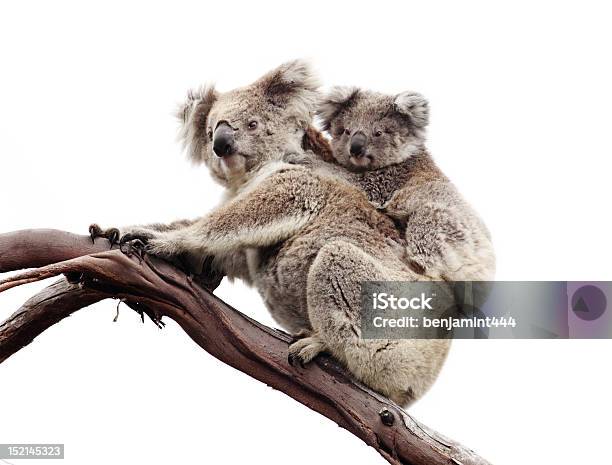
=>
[394,91,429,128]
[257,59,320,121]
[316,86,360,131]
[175,84,218,164]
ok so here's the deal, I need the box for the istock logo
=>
[372,292,435,311]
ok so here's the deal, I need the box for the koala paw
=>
[118,230,156,260]
[119,240,148,260]
[288,334,327,368]
[89,224,121,248]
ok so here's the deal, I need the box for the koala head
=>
[176,59,320,189]
[317,87,429,171]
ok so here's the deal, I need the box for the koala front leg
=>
[141,168,324,259]
[89,219,198,247]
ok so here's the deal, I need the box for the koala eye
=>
[344,128,351,136]
[374,130,383,137]
[207,129,213,141]
[248,120,258,130]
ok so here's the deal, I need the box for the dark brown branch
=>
[0,279,107,363]
[0,229,491,465]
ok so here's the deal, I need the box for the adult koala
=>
[92,61,449,406]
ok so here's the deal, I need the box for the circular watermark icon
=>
[571,285,607,321]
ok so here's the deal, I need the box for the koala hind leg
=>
[306,241,450,407]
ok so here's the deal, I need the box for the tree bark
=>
[0,229,491,465]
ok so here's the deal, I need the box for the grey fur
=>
[316,87,496,281]
[97,61,449,406]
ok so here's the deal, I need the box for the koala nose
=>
[350,131,367,157]
[213,122,236,157]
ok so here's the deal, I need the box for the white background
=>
[1,1,611,464]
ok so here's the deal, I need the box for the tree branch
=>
[0,229,113,272]
[0,279,107,363]
[0,229,491,465]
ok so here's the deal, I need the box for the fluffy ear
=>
[175,84,218,163]
[257,59,320,122]
[316,86,360,131]
[394,91,429,128]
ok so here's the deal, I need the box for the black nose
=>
[350,131,367,157]
[213,123,236,157]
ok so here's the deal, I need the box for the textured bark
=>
[0,229,491,465]
[0,279,107,363]
[0,229,113,272]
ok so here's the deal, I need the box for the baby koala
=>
[316,87,495,281]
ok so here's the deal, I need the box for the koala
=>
[91,60,449,406]
[316,87,496,281]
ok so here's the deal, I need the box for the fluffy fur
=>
[175,59,320,192]
[95,61,449,405]
[316,87,496,281]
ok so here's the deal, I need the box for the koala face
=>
[177,60,320,188]
[317,88,429,171]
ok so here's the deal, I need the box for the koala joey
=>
[91,60,449,406]
[316,87,496,281]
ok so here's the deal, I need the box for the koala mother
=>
[101,61,449,406]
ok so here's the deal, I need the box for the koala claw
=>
[89,224,120,248]
[88,224,100,243]
[287,352,304,368]
[119,235,149,261]
[288,335,327,368]
[106,229,120,246]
